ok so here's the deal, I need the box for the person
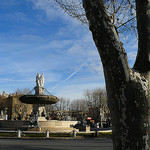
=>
[36,72,44,87]
[36,72,40,87]
[40,73,44,87]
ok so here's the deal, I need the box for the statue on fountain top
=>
[36,72,44,87]
[35,72,45,95]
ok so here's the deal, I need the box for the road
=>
[0,138,112,150]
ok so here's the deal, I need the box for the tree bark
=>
[134,0,150,73]
[83,0,150,149]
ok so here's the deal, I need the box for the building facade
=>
[0,95,33,120]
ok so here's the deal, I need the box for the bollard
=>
[45,130,49,138]
[73,129,76,137]
[95,130,99,137]
[17,130,21,138]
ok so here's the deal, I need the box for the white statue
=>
[36,72,40,87]
[40,73,44,87]
[36,72,44,87]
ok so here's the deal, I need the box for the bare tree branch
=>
[52,0,137,38]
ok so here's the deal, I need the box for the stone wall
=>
[38,120,78,132]
[0,120,78,132]
[0,120,30,130]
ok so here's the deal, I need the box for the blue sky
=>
[0,0,137,100]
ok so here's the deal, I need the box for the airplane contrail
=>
[51,63,85,90]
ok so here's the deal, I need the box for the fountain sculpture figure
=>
[34,72,45,95]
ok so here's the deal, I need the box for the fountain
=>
[19,73,59,125]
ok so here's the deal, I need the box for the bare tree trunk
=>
[83,0,150,149]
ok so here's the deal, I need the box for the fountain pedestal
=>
[34,86,44,95]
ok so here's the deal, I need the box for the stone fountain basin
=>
[19,95,59,104]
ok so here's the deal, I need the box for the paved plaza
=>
[0,138,113,150]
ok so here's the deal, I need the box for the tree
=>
[84,88,109,123]
[52,0,150,149]
[15,88,31,95]
[52,97,66,111]
[70,98,88,112]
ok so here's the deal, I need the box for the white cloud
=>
[38,39,73,53]
[66,31,102,74]
[28,0,57,19]
[14,34,44,42]
[28,0,66,21]
[28,0,83,27]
